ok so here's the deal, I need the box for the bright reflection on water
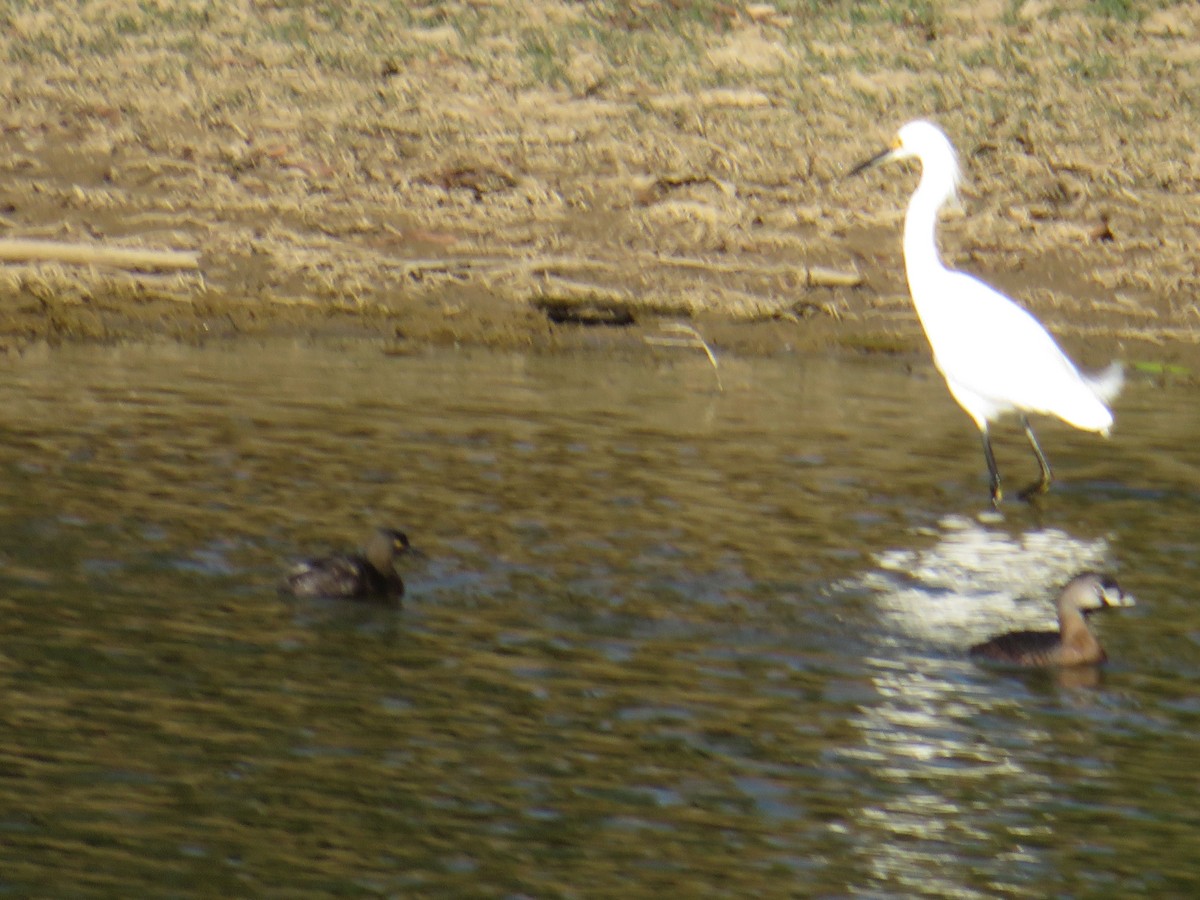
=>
[0,340,1197,895]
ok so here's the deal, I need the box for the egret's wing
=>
[916,271,1114,429]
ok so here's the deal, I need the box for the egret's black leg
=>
[1018,415,1053,501]
[981,429,1002,507]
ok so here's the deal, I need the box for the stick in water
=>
[644,322,723,391]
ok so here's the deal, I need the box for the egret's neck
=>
[902,165,954,302]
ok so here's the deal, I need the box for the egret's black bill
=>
[847,148,892,178]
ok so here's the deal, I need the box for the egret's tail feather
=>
[1086,361,1124,404]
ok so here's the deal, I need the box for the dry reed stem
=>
[0,239,199,272]
[645,322,723,391]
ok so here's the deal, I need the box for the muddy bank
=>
[0,2,1196,368]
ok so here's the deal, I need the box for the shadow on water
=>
[0,340,1197,895]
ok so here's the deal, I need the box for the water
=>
[0,340,1196,896]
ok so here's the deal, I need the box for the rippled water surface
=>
[1,340,1197,896]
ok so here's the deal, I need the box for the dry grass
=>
[0,0,1196,351]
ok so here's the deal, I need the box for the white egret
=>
[849,120,1122,506]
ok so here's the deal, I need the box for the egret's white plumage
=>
[851,120,1122,505]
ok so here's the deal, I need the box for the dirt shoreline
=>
[0,2,1196,371]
